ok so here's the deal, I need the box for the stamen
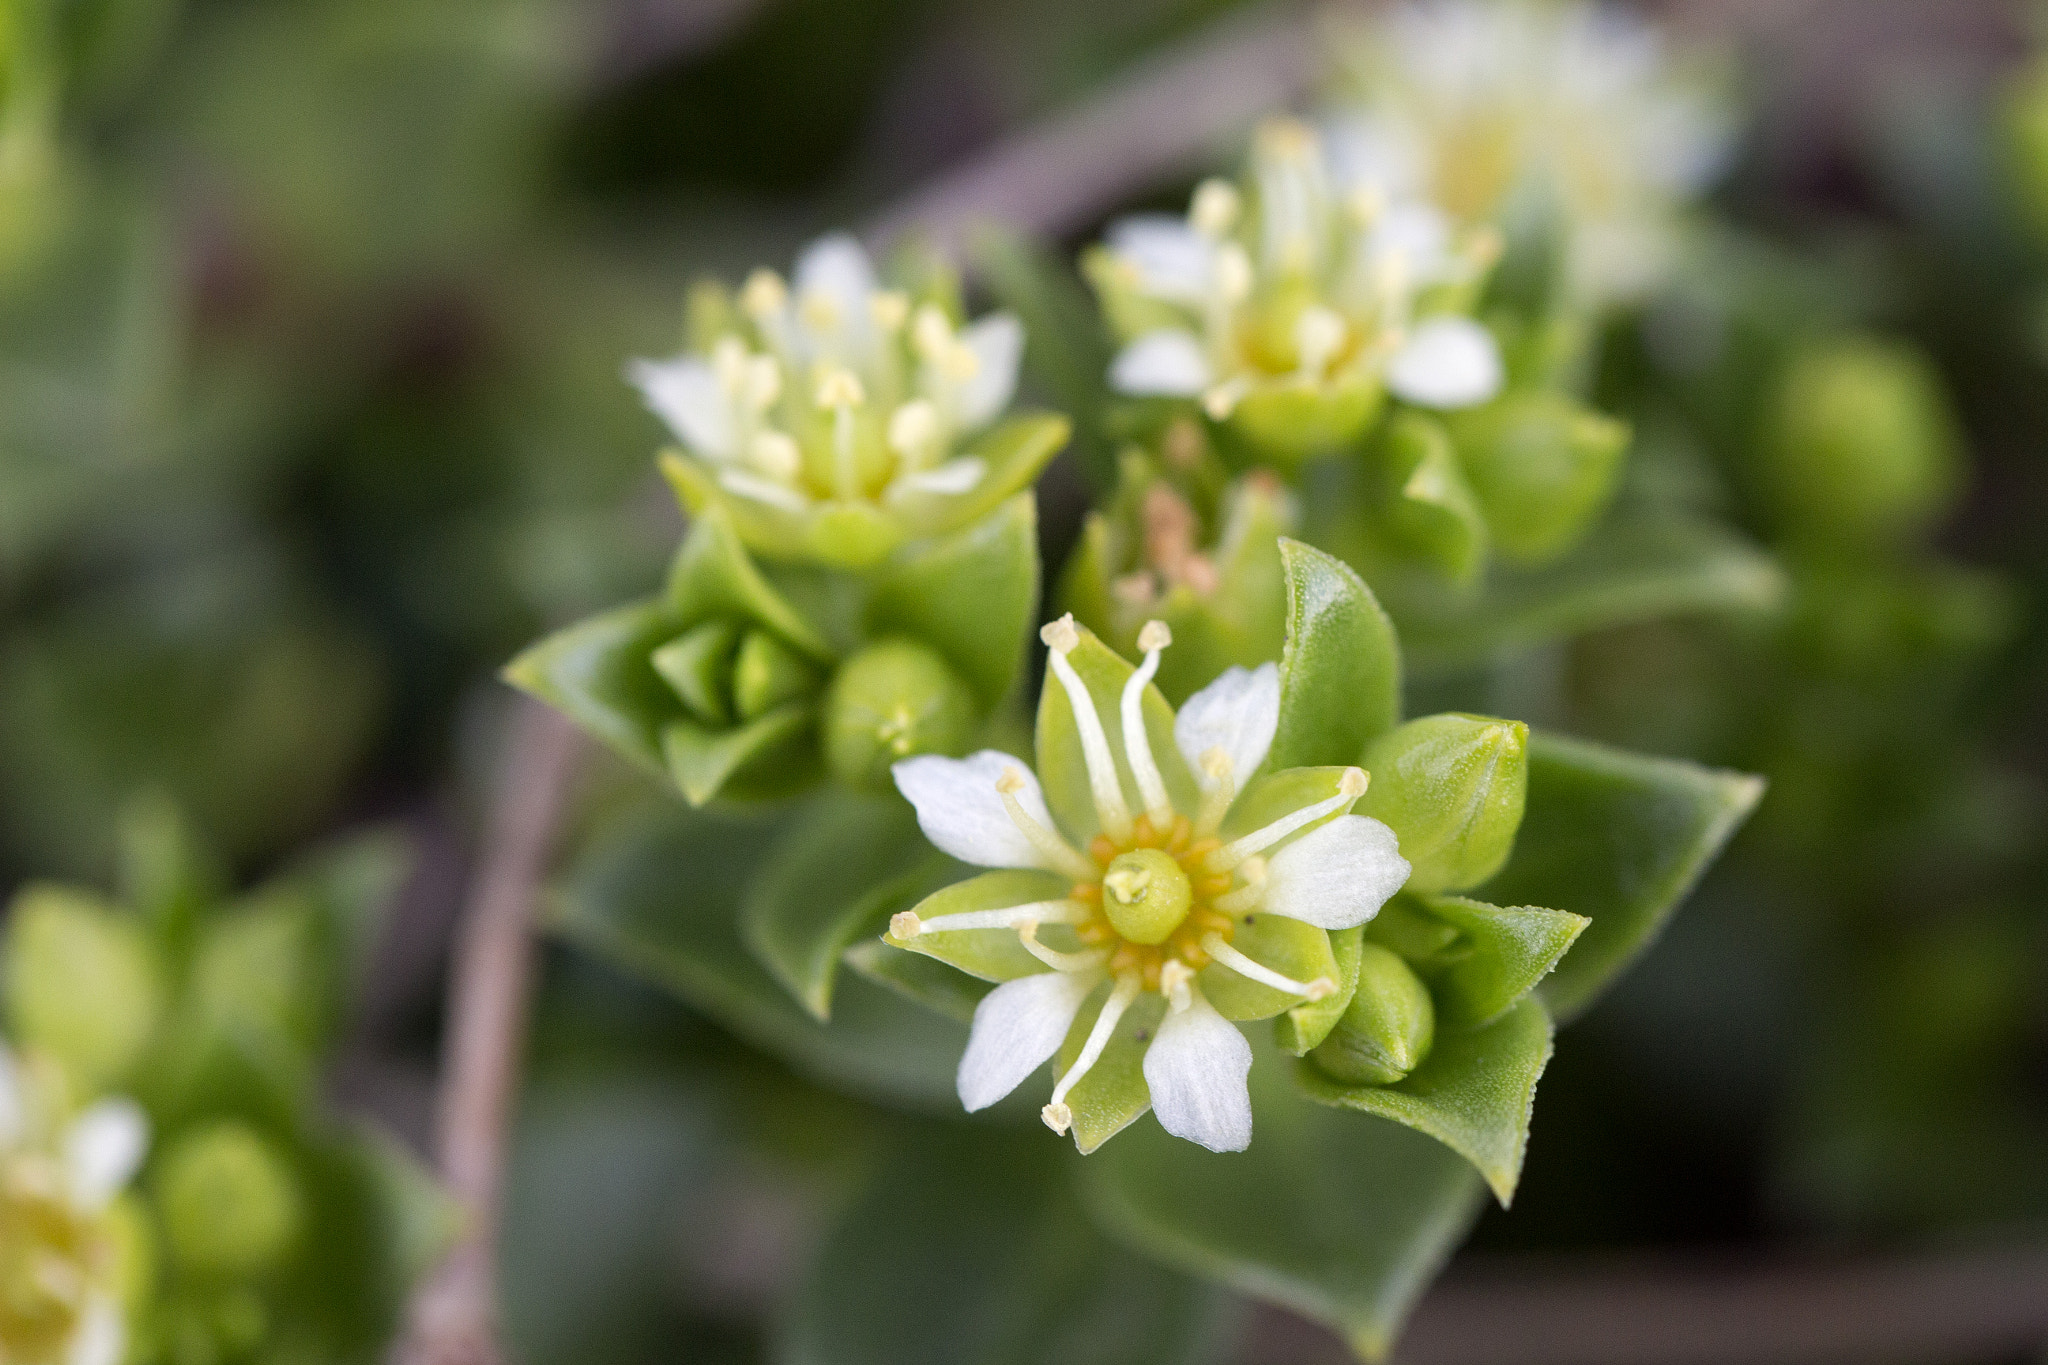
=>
[814,367,865,409]
[743,355,782,410]
[870,290,910,331]
[1120,621,1176,824]
[740,270,788,319]
[1158,958,1195,1013]
[1295,305,1347,379]
[1203,377,1249,421]
[912,305,953,361]
[1189,179,1242,238]
[1040,616,1133,840]
[712,335,749,389]
[1019,922,1114,974]
[750,431,802,482]
[1045,974,1143,1128]
[1195,747,1236,834]
[1201,933,1335,1000]
[1214,243,1254,304]
[887,399,940,463]
[996,768,1100,881]
[1207,768,1366,871]
[896,900,1092,938]
[1212,855,1266,914]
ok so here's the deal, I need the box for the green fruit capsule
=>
[822,640,976,787]
[1361,713,1528,894]
[1310,943,1435,1086]
[156,1123,303,1279]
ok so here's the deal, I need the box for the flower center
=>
[1069,814,1238,991]
[0,1158,104,1361]
[1101,848,1192,945]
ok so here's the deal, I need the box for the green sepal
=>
[1056,984,1166,1154]
[1275,925,1361,1055]
[864,493,1040,709]
[1373,412,1488,586]
[3,883,163,1094]
[1480,731,1764,1022]
[659,490,836,658]
[1268,539,1402,771]
[1220,766,1357,847]
[1364,894,1462,965]
[661,703,815,806]
[1227,377,1384,468]
[1421,895,1588,1029]
[503,599,680,776]
[913,413,1070,536]
[661,451,906,569]
[1034,625,1199,844]
[1309,943,1435,1085]
[1360,713,1528,894]
[842,939,993,1024]
[649,620,740,724]
[1443,390,1630,566]
[738,793,936,1019]
[883,869,1072,983]
[1297,995,1554,1206]
[1199,913,1339,1023]
[1083,1035,1485,1361]
[731,628,818,720]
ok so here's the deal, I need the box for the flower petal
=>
[1260,814,1410,930]
[1105,215,1217,304]
[0,1044,22,1146]
[628,357,739,460]
[1385,316,1504,409]
[892,457,986,499]
[958,970,1100,1112]
[792,233,880,365]
[953,313,1024,429]
[1142,989,1252,1152]
[1174,663,1280,791]
[893,750,1061,871]
[64,1098,147,1211]
[67,1297,123,1365]
[1109,329,1212,397]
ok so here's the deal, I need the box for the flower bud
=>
[1764,337,1960,546]
[822,640,976,788]
[731,629,820,721]
[651,620,743,726]
[156,1122,303,1279]
[1443,390,1630,565]
[4,886,162,1093]
[1360,714,1528,894]
[1310,943,1435,1085]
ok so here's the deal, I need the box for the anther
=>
[741,270,788,317]
[912,305,953,360]
[1190,179,1242,238]
[1041,1102,1073,1135]
[870,290,910,330]
[814,367,866,409]
[888,399,939,458]
[889,911,923,939]
[751,431,801,481]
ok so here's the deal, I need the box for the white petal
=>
[1142,990,1252,1152]
[1370,201,1456,284]
[1321,114,1426,199]
[0,1043,22,1146]
[893,457,985,498]
[892,750,1061,871]
[958,971,1099,1112]
[64,1099,148,1211]
[1105,215,1217,304]
[793,232,879,361]
[1174,663,1279,791]
[67,1297,123,1365]
[953,313,1024,429]
[1385,316,1504,410]
[718,469,810,513]
[1110,329,1212,397]
[628,357,739,460]
[1260,815,1410,930]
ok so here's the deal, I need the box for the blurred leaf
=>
[842,938,992,1024]
[1420,896,1586,1030]
[506,599,680,777]
[865,493,1040,709]
[1268,539,1402,771]
[1481,731,1764,1022]
[972,227,1117,492]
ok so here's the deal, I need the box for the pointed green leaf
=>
[650,620,741,724]
[866,494,1040,708]
[1376,412,1488,585]
[504,599,681,776]
[842,939,993,1023]
[661,704,815,806]
[1056,985,1166,1154]
[884,869,1075,983]
[738,793,936,1020]
[1084,1036,1484,1361]
[1034,627,1199,845]
[660,494,834,660]
[1422,896,1588,1029]
[1480,731,1764,1022]
[4,884,163,1093]
[1298,996,1555,1206]
[1275,925,1362,1056]
[548,803,968,1109]
[1269,539,1402,771]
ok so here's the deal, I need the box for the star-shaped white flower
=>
[889,617,1409,1152]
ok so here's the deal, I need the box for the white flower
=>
[1092,118,1504,435]
[0,1046,147,1365]
[1326,0,1732,304]
[888,617,1409,1152]
[627,233,1030,539]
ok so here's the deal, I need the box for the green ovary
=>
[1101,848,1194,945]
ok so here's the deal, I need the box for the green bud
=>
[156,1123,303,1279]
[651,620,742,726]
[192,898,320,1056]
[822,640,976,787]
[1310,943,1435,1085]
[1361,714,1528,894]
[1102,849,1193,945]
[1765,338,1960,545]
[4,886,162,1093]
[731,629,820,721]
[1444,390,1630,565]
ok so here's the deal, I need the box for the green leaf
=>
[1276,925,1362,1056]
[1034,626,1199,845]
[865,494,1040,708]
[1084,1036,1484,1361]
[3,883,163,1093]
[1375,412,1488,586]
[842,939,993,1024]
[661,703,816,806]
[739,793,937,1020]
[1480,731,1764,1022]
[504,599,681,776]
[1444,391,1630,566]
[1269,539,1402,771]
[660,494,835,659]
[1421,896,1588,1029]
[1397,517,1787,671]
[1298,996,1555,1206]
[548,803,969,1109]
[650,620,741,724]
[939,413,1070,532]
[884,869,1074,983]
[785,1126,1234,1365]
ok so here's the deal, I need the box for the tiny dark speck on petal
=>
[1135,1030,1151,1041]
[1243,914,1257,923]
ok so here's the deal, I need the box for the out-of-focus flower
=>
[1326,0,1732,305]
[632,234,1065,568]
[1088,118,1505,466]
[0,1047,146,1365]
[885,616,1409,1152]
